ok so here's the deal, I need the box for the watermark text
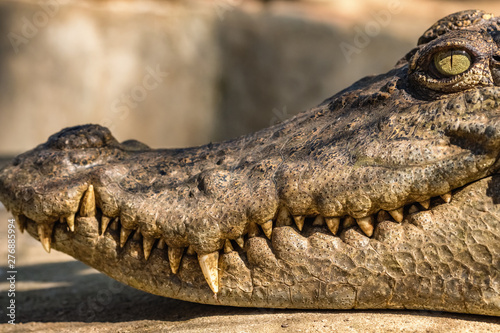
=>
[340,1,402,63]
[6,218,17,325]
[7,0,61,54]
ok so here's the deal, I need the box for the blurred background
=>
[1,0,500,157]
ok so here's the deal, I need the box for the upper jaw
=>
[2,119,497,243]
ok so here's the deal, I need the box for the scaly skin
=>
[2,10,500,315]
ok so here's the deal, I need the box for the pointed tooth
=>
[441,192,452,203]
[408,205,419,214]
[80,184,96,217]
[235,237,245,249]
[343,216,355,228]
[276,207,293,227]
[293,215,305,231]
[419,199,430,209]
[248,222,260,237]
[37,223,54,253]
[66,214,75,232]
[388,207,404,223]
[325,217,340,235]
[120,227,133,248]
[168,246,184,274]
[186,245,196,255]
[224,239,233,253]
[15,215,26,233]
[100,215,111,235]
[356,216,374,237]
[198,251,219,293]
[142,237,156,260]
[157,239,166,250]
[260,220,273,239]
[313,216,325,226]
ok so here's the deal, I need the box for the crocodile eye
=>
[433,49,471,77]
[409,35,493,93]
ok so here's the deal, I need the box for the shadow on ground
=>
[3,260,238,323]
[3,260,500,328]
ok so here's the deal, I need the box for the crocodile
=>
[2,9,500,316]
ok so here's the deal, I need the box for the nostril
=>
[47,125,117,150]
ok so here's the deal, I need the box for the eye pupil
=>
[433,50,471,76]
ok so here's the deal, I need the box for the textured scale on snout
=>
[2,9,500,315]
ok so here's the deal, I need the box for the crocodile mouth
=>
[13,175,488,295]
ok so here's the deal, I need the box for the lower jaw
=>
[24,175,500,315]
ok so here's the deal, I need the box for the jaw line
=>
[18,173,492,301]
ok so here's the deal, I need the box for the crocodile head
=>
[2,10,500,315]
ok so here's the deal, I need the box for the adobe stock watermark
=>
[7,0,61,54]
[214,0,243,21]
[101,65,168,131]
[339,0,403,63]
[270,105,290,126]
[6,218,17,325]
[77,280,126,321]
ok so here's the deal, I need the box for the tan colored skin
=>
[1,10,500,315]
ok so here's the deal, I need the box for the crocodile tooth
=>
[313,216,325,226]
[168,246,184,274]
[224,239,233,253]
[325,217,340,235]
[419,200,431,209]
[66,214,75,232]
[276,207,293,227]
[441,192,452,203]
[120,227,133,248]
[100,215,111,235]
[235,237,245,249]
[37,223,54,253]
[293,215,305,231]
[377,210,390,223]
[15,215,26,233]
[260,220,273,239]
[388,207,404,223]
[198,251,219,293]
[80,184,96,217]
[142,236,155,260]
[186,245,196,255]
[157,239,166,250]
[343,216,356,228]
[248,222,260,237]
[356,216,374,237]
[408,205,419,214]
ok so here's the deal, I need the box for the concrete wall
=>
[0,1,221,153]
[1,0,499,154]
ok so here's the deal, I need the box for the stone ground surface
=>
[1,208,500,332]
